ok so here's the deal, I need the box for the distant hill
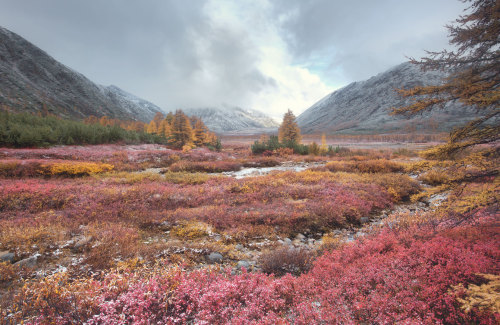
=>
[297,62,480,134]
[0,26,163,122]
[175,106,279,134]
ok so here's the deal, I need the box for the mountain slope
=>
[0,26,163,122]
[297,62,479,134]
[175,106,279,134]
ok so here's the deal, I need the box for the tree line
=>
[0,110,164,148]
[0,109,220,150]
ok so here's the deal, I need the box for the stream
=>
[217,161,325,179]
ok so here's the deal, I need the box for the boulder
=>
[15,255,38,268]
[236,260,251,270]
[207,252,223,264]
[0,251,14,263]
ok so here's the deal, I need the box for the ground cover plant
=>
[0,142,498,324]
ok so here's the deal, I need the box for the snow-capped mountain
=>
[0,26,163,122]
[297,62,479,134]
[173,106,279,134]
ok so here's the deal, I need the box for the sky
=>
[0,0,465,119]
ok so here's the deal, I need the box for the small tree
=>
[278,109,301,143]
[320,133,328,155]
[392,0,499,157]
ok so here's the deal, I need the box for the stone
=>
[295,233,306,241]
[15,255,38,268]
[360,217,370,224]
[72,236,92,252]
[207,252,223,264]
[236,260,251,270]
[284,238,292,245]
[235,244,244,251]
[0,251,14,263]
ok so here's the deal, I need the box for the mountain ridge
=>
[0,26,163,122]
[297,62,479,134]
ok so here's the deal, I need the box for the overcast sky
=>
[0,0,465,119]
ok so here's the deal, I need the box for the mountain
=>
[174,106,279,134]
[0,26,163,122]
[297,62,479,134]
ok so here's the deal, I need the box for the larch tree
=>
[278,109,302,143]
[171,109,194,148]
[392,0,499,157]
[191,116,209,146]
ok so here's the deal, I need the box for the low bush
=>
[324,159,406,173]
[0,160,114,177]
[169,160,242,173]
[259,247,314,276]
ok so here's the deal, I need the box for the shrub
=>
[259,247,314,276]
[418,169,452,185]
[324,159,406,173]
[169,160,242,173]
[40,162,114,176]
[171,221,212,239]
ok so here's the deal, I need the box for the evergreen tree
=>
[278,109,301,143]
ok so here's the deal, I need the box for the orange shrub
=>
[324,159,406,173]
[40,162,114,176]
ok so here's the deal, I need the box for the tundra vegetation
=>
[0,140,497,324]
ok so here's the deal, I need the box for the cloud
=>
[271,0,465,86]
[0,0,465,117]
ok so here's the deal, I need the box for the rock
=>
[207,252,223,264]
[0,251,14,263]
[284,238,292,245]
[360,217,369,224]
[295,233,306,241]
[236,260,251,270]
[15,255,38,268]
[72,236,92,252]
[235,244,244,251]
[277,239,285,245]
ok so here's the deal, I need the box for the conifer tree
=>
[191,117,208,146]
[171,110,194,148]
[320,133,328,155]
[278,109,301,143]
[392,0,499,157]
[146,120,156,134]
